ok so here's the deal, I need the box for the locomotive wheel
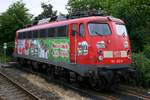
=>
[47,67,54,80]
[69,71,77,83]
[77,75,87,88]
[89,77,98,87]
[32,61,39,72]
[18,58,26,66]
[90,77,106,91]
[111,76,120,90]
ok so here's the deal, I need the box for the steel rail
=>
[0,71,41,100]
[119,85,150,100]
[22,67,118,100]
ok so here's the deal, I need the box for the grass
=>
[0,54,12,63]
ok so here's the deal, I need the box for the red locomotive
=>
[14,12,137,90]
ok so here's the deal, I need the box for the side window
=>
[28,31,32,39]
[18,32,21,39]
[72,24,76,36]
[33,30,39,38]
[18,32,26,39]
[39,29,47,38]
[79,24,84,37]
[48,28,55,37]
[57,26,68,37]
[22,32,26,39]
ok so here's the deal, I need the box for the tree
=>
[110,0,150,52]
[34,2,57,21]
[67,0,107,14]
[0,1,32,43]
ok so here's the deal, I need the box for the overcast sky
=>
[0,0,68,16]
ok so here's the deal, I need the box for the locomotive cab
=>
[88,17,132,65]
[70,16,132,66]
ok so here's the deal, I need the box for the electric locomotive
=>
[13,12,137,90]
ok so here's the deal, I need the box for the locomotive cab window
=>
[116,24,128,36]
[72,24,77,36]
[79,24,84,37]
[88,23,111,36]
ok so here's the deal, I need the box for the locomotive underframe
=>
[14,53,138,90]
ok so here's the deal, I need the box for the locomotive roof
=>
[17,16,124,33]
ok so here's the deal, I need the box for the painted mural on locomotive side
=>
[17,38,70,62]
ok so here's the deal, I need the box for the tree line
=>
[0,0,150,52]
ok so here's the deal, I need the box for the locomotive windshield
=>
[88,23,111,36]
[116,24,128,36]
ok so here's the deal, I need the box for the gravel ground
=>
[0,64,91,100]
[21,73,90,100]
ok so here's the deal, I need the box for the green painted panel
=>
[22,38,70,63]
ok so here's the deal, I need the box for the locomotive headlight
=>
[98,55,103,61]
[96,41,106,48]
[98,50,104,61]
[127,50,132,59]
[124,41,128,48]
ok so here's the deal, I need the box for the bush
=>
[132,53,150,88]
[143,45,150,59]
[0,49,12,63]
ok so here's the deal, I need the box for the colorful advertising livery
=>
[17,38,70,62]
[14,15,138,90]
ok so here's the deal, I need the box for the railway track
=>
[2,63,113,100]
[22,67,150,100]
[119,85,150,100]
[55,80,118,100]
[1,63,150,100]
[0,71,40,100]
[20,67,120,100]
[1,63,110,100]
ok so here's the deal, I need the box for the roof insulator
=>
[107,16,114,21]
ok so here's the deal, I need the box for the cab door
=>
[76,23,88,64]
[70,23,78,63]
